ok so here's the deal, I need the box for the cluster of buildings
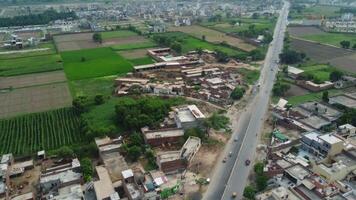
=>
[322,13,356,33]
[115,48,243,106]
[1,34,39,50]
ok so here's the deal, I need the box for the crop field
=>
[0,54,63,76]
[0,42,57,59]
[69,75,116,98]
[168,25,256,52]
[110,41,156,51]
[302,33,356,48]
[0,82,72,119]
[300,64,334,82]
[290,38,356,73]
[289,5,340,19]
[54,31,153,52]
[127,56,155,66]
[288,26,326,38]
[0,108,82,155]
[119,48,150,59]
[61,47,133,80]
[160,32,245,56]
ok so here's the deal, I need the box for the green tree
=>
[94,94,105,105]
[184,128,206,140]
[230,87,245,100]
[196,47,203,56]
[338,109,356,126]
[80,158,93,182]
[340,40,351,49]
[329,70,344,82]
[215,49,229,62]
[254,162,264,176]
[322,91,329,103]
[128,145,141,161]
[273,82,290,97]
[249,49,264,61]
[170,42,182,54]
[204,113,229,131]
[56,146,74,159]
[352,43,356,50]
[129,132,144,146]
[202,35,206,41]
[72,96,89,113]
[256,175,268,191]
[279,49,304,64]
[93,32,103,43]
[243,185,256,200]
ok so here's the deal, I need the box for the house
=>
[329,93,356,109]
[156,136,201,174]
[141,127,184,147]
[301,131,344,158]
[93,166,120,200]
[338,124,356,138]
[284,164,310,185]
[122,169,142,200]
[256,186,301,200]
[287,66,304,79]
[174,105,206,130]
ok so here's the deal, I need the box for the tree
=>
[80,158,93,182]
[170,42,182,54]
[249,49,264,61]
[352,43,356,50]
[56,146,74,159]
[93,32,103,43]
[329,70,344,82]
[184,128,206,140]
[204,113,230,131]
[340,40,351,49]
[202,35,206,41]
[256,175,268,191]
[243,185,256,200]
[129,132,144,146]
[279,49,304,64]
[94,94,105,105]
[273,82,290,97]
[81,57,86,62]
[322,91,329,103]
[215,49,229,62]
[230,87,245,100]
[128,145,141,161]
[72,96,89,113]
[338,109,356,126]
[254,162,264,176]
[196,47,203,56]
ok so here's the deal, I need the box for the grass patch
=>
[236,68,260,84]
[0,54,63,76]
[62,47,133,80]
[300,64,334,82]
[287,89,343,105]
[128,56,155,66]
[301,33,356,47]
[69,75,116,98]
[111,41,157,51]
[101,30,138,39]
[201,18,275,33]
[290,5,340,19]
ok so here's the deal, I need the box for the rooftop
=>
[206,77,223,85]
[40,169,81,185]
[285,164,310,181]
[176,105,205,123]
[181,136,201,160]
[319,134,343,145]
[126,183,142,199]
[122,169,134,180]
[94,166,117,200]
[157,151,181,163]
[288,66,304,75]
[142,128,184,139]
[329,94,356,109]
[57,184,84,200]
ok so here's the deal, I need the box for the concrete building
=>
[338,124,356,138]
[301,132,344,158]
[287,66,304,80]
[141,127,184,147]
[284,164,310,185]
[174,105,206,130]
[93,166,120,200]
[256,186,301,200]
[122,169,142,200]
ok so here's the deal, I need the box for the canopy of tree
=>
[0,9,77,27]
[273,81,291,97]
[279,49,305,64]
[230,87,245,100]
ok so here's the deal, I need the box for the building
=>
[156,136,201,174]
[287,66,304,79]
[93,166,120,200]
[141,127,184,147]
[122,169,142,200]
[301,132,344,158]
[338,124,356,138]
[174,105,206,130]
[256,186,301,200]
[329,93,356,109]
[284,164,310,185]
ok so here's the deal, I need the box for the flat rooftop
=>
[181,136,201,160]
[176,105,205,123]
[40,169,81,185]
[299,115,330,130]
[299,102,341,121]
[285,164,310,181]
[144,128,184,139]
[329,94,356,108]
[94,166,117,200]
[101,151,129,182]
[157,151,181,163]
[319,134,343,145]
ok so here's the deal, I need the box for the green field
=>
[0,108,83,155]
[128,56,155,66]
[159,32,245,56]
[69,75,116,98]
[111,41,157,51]
[301,33,356,47]
[62,48,133,80]
[300,64,334,82]
[287,89,343,105]
[236,68,260,84]
[0,54,63,76]
[290,5,340,19]
[101,30,138,39]
[0,42,57,59]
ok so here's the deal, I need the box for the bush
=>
[243,185,256,200]
[254,162,264,175]
[329,70,343,82]
[128,145,141,161]
[94,94,105,105]
[273,82,290,97]
[72,96,90,113]
[230,87,245,100]
[205,113,229,131]
[81,158,93,182]
[93,32,102,43]
[55,146,74,159]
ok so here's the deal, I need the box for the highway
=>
[203,1,290,200]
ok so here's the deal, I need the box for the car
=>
[229,152,232,157]
[234,136,238,142]
[223,157,227,163]
[245,159,251,166]
[232,192,237,198]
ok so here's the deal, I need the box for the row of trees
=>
[0,9,77,27]
[152,35,183,53]
[244,162,268,199]
[340,40,356,49]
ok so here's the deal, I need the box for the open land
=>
[0,42,56,59]
[168,25,256,52]
[119,48,150,59]
[289,5,340,19]
[61,47,133,80]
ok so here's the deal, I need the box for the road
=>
[203,1,290,200]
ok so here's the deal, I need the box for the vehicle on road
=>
[234,136,238,142]
[232,192,237,198]
[229,152,232,157]
[223,157,227,163]
[245,159,251,166]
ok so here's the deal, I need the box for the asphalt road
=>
[203,2,290,200]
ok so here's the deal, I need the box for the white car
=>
[234,136,238,142]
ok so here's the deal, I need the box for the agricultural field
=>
[299,64,335,82]
[289,5,340,19]
[168,25,256,52]
[119,48,150,59]
[69,75,116,98]
[0,42,57,59]
[236,68,260,84]
[0,82,72,119]
[288,26,326,38]
[0,108,83,155]
[61,47,133,80]
[201,17,275,34]
[287,89,344,106]
[54,31,154,52]
[159,32,246,56]
[0,54,63,76]
[127,56,155,66]
[290,38,356,73]
[110,41,156,51]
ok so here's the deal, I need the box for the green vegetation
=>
[338,109,356,126]
[101,30,138,39]
[236,68,260,84]
[205,113,230,131]
[0,108,83,155]
[0,42,57,59]
[0,54,63,76]
[301,33,356,48]
[69,75,116,98]
[230,87,246,100]
[299,64,341,84]
[93,32,103,43]
[287,89,343,105]
[61,48,133,80]
[81,158,94,182]
[243,185,257,200]
[111,41,156,51]
[128,57,155,66]
[290,5,340,19]
[279,49,306,64]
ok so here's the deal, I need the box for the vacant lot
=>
[290,38,356,73]
[169,25,256,52]
[0,54,63,76]
[0,82,72,119]
[110,40,156,51]
[0,108,82,155]
[62,47,133,80]
[289,5,340,19]
[119,48,150,59]
[288,26,326,37]
[54,31,154,52]
[0,70,67,89]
